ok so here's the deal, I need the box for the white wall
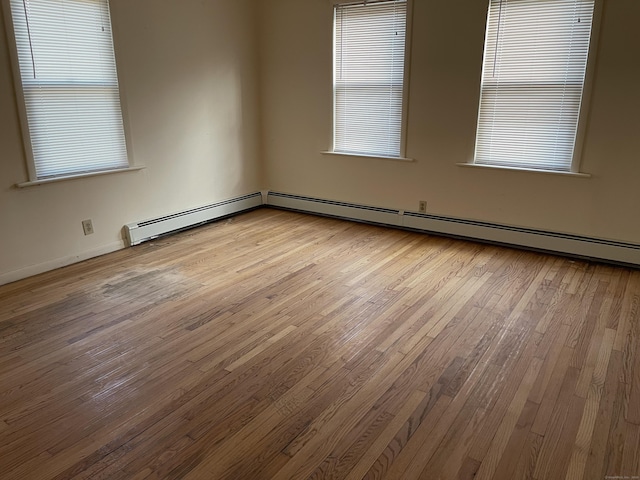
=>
[0,0,263,283]
[259,0,640,244]
[2,0,639,284]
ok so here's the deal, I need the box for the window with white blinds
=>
[8,0,129,180]
[333,0,407,158]
[474,0,595,172]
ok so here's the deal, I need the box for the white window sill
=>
[457,163,591,178]
[16,166,146,188]
[322,151,414,163]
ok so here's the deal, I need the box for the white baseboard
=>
[267,192,402,226]
[0,241,125,286]
[3,190,638,287]
[124,192,263,246]
[266,191,640,267]
[1,192,263,286]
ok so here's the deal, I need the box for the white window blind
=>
[474,0,595,172]
[334,0,407,158]
[9,0,128,180]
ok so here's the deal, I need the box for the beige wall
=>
[259,0,640,244]
[1,0,639,283]
[0,0,262,282]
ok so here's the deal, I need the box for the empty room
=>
[1,0,639,479]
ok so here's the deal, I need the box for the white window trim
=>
[321,150,414,162]
[399,0,413,159]
[467,0,603,175]
[569,0,603,174]
[329,0,413,160]
[15,166,145,188]
[457,162,590,178]
[2,0,139,186]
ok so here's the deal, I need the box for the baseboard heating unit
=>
[124,192,262,246]
[266,191,640,267]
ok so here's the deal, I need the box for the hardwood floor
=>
[1,208,639,480]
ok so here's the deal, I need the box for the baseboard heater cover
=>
[266,191,640,267]
[124,192,262,246]
[266,192,403,227]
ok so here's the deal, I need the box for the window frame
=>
[469,0,603,175]
[2,0,137,186]
[329,0,413,161]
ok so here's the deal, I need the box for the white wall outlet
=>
[418,201,427,213]
[82,219,94,235]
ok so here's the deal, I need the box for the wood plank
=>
[491,400,539,480]
[0,208,637,480]
[343,389,426,480]
[565,328,617,480]
[474,357,543,480]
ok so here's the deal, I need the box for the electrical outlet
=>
[418,201,427,213]
[82,219,94,235]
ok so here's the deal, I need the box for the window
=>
[6,0,129,181]
[474,0,596,172]
[333,0,408,158]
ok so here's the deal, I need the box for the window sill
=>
[322,151,414,163]
[16,166,146,188]
[456,163,591,178]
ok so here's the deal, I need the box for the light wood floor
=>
[1,208,639,480]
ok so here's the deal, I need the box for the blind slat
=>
[10,0,128,180]
[334,0,407,157]
[474,0,595,172]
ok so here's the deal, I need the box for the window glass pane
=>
[474,0,595,172]
[10,0,128,179]
[334,0,407,157]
